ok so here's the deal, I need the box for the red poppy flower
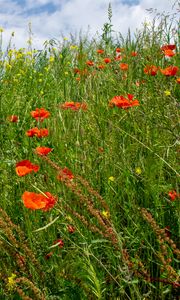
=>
[160,66,179,76]
[67,225,75,234]
[45,252,53,260]
[86,60,94,66]
[35,147,53,156]
[53,239,64,248]
[97,64,105,70]
[115,55,123,61]
[104,58,111,64]
[31,108,50,122]
[116,48,124,53]
[8,115,19,122]
[168,190,179,201]
[26,127,49,138]
[176,78,180,84]
[74,68,81,74]
[163,49,175,57]
[161,44,176,51]
[60,101,87,111]
[109,94,140,109]
[22,191,56,211]
[96,49,104,54]
[16,160,39,176]
[57,167,74,181]
[144,65,158,76]
[119,63,128,71]
[131,51,138,57]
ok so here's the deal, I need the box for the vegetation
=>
[0,2,179,299]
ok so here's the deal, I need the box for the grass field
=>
[0,4,180,299]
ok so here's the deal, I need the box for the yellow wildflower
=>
[70,45,78,50]
[7,273,16,290]
[135,167,142,175]
[108,176,115,182]
[0,27,4,32]
[102,210,110,219]
[164,90,171,96]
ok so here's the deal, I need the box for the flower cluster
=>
[109,94,140,109]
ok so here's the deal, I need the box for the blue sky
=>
[0,0,178,50]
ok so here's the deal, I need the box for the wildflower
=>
[8,115,18,122]
[119,63,128,71]
[45,252,53,260]
[16,160,39,176]
[97,64,105,70]
[22,191,56,211]
[70,45,78,50]
[108,176,115,182]
[102,210,110,219]
[57,167,74,181]
[176,78,180,84]
[163,49,175,57]
[116,48,123,53]
[74,68,81,74]
[135,167,142,175]
[115,55,123,61]
[31,108,50,122]
[86,60,94,66]
[109,94,140,109]
[35,146,53,156]
[0,27,4,32]
[96,49,104,54]
[54,239,64,248]
[60,101,87,111]
[168,190,179,201]
[104,57,111,64]
[164,90,171,96]
[26,127,49,138]
[144,65,158,76]
[131,51,138,57]
[161,44,176,51]
[67,225,76,233]
[160,66,179,76]
[7,273,16,290]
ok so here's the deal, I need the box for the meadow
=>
[0,5,180,300]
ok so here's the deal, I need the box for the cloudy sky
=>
[0,0,178,50]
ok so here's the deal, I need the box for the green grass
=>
[0,7,179,300]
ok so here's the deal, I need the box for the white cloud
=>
[0,0,178,50]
